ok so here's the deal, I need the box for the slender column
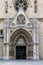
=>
[3,44,9,60]
[6,27,10,43]
[26,46,28,59]
[4,27,10,43]
[36,45,39,60]
[3,44,6,59]
[33,44,39,60]
[4,28,7,43]
[33,44,37,60]
[6,44,9,60]
[32,18,39,60]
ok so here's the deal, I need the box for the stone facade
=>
[0,0,43,60]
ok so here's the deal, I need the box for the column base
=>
[3,56,9,60]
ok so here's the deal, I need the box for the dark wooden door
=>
[16,46,26,59]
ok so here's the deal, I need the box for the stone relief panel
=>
[17,14,26,25]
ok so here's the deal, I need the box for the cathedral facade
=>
[0,0,43,60]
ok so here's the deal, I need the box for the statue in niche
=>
[17,14,26,25]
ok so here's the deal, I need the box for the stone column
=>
[33,44,39,60]
[3,44,9,60]
[3,44,6,59]
[4,15,10,43]
[4,28,7,43]
[36,44,39,60]
[4,27,10,43]
[6,44,9,60]
[32,18,39,60]
[33,44,37,60]
[7,28,10,43]
[26,46,28,59]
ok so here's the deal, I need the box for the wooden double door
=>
[16,46,26,59]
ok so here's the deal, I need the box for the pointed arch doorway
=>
[9,29,33,60]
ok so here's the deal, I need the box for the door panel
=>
[16,46,26,59]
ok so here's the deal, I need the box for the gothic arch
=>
[10,28,32,45]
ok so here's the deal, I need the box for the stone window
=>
[0,30,3,35]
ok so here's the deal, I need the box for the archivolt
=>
[10,28,32,44]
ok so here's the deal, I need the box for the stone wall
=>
[0,0,43,18]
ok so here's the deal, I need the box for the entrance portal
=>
[10,29,32,60]
[16,46,26,59]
